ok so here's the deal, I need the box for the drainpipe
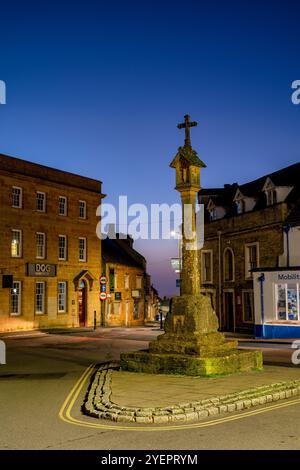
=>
[258,273,265,338]
[217,230,222,329]
[283,225,291,268]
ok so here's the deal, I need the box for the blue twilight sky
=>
[0,0,300,296]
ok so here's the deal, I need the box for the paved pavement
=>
[111,366,300,408]
[0,327,300,450]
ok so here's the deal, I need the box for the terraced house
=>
[0,153,104,332]
[101,235,159,327]
[198,162,300,336]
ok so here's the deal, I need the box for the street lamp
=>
[170,229,182,272]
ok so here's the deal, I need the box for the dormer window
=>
[262,176,292,207]
[236,199,245,214]
[233,188,256,214]
[266,189,277,206]
[209,208,218,221]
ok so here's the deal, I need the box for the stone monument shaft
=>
[120,114,263,376]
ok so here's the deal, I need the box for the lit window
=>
[36,192,46,212]
[36,232,46,259]
[11,281,21,316]
[124,274,129,290]
[58,282,67,312]
[35,282,45,314]
[12,187,22,208]
[11,230,22,257]
[79,200,86,219]
[79,237,86,261]
[276,283,299,321]
[202,251,213,283]
[58,196,67,216]
[58,235,67,260]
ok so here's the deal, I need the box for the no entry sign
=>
[100,292,107,301]
[100,276,107,285]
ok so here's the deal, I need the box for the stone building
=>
[0,153,104,332]
[198,162,300,334]
[101,236,158,326]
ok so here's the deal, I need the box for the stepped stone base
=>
[121,293,263,377]
[120,349,263,377]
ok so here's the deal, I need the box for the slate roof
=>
[170,145,206,169]
[102,236,146,270]
[199,162,300,224]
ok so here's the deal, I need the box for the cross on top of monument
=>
[177,114,198,147]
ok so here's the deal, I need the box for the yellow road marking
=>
[58,363,95,421]
[59,364,300,432]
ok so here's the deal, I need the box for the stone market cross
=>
[177,114,198,147]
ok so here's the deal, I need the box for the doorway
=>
[224,291,235,332]
[78,280,87,327]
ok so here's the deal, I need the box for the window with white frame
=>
[36,232,46,259]
[236,199,246,214]
[136,276,142,289]
[79,200,86,219]
[11,229,22,257]
[201,250,213,283]
[209,208,217,221]
[12,187,22,208]
[58,235,67,260]
[245,243,259,278]
[79,237,86,261]
[224,248,234,282]
[58,196,67,216]
[124,274,129,290]
[36,192,46,212]
[11,281,21,316]
[58,281,67,312]
[35,281,45,314]
[276,283,299,321]
[242,291,254,322]
[266,189,277,206]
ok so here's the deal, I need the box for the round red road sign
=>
[100,292,107,301]
[100,276,107,285]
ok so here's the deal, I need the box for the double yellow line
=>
[59,364,300,432]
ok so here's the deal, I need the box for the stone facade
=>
[0,153,104,332]
[101,237,159,327]
[199,162,300,333]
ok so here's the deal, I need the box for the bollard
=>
[0,340,6,364]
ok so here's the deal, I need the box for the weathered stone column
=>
[180,188,200,296]
[120,114,263,376]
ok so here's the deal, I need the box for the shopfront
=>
[253,268,300,339]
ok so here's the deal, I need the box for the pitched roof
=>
[170,145,206,169]
[199,162,300,221]
[102,236,146,269]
